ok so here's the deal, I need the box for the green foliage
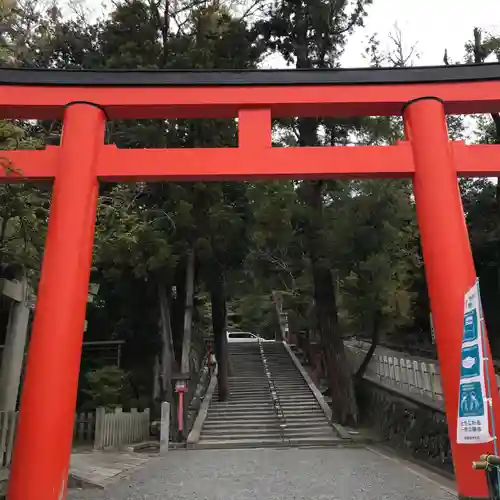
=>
[256,0,372,67]
[0,120,48,282]
[335,180,421,337]
[81,366,135,410]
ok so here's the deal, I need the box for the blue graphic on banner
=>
[457,280,493,444]
[459,381,485,418]
[461,344,481,379]
[463,310,478,343]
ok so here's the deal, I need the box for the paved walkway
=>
[70,450,152,487]
[68,447,456,500]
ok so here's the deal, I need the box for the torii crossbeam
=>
[2,64,500,500]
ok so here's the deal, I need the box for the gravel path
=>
[68,447,456,500]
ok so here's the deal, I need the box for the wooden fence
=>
[0,407,149,470]
[94,407,150,450]
[0,411,96,470]
[74,412,96,443]
[345,340,500,410]
[0,410,17,468]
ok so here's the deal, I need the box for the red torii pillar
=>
[405,97,500,500]
[8,103,104,500]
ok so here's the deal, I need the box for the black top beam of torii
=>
[0,62,498,87]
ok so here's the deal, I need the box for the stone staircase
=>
[261,342,343,446]
[195,341,343,449]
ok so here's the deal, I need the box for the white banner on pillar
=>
[457,280,493,444]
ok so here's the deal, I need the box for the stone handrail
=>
[345,340,500,410]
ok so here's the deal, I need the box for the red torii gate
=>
[2,64,500,500]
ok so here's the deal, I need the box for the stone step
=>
[228,368,266,371]
[281,417,329,423]
[205,410,277,418]
[276,393,316,398]
[280,411,325,418]
[207,410,278,417]
[213,403,275,408]
[203,420,329,431]
[273,384,311,388]
[218,398,273,403]
[217,389,271,394]
[205,412,326,421]
[224,384,269,388]
[279,412,327,419]
[228,375,267,378]
[282,428,336,437]
[205,417,279,425]
[270,378,306,382]
[195,436,347,450]
[273,388,313,393]
[269,378,303,382]
[204,415,279,423]
[203,422,284,431]
[275,404,322,410]
[210,401,275,407]
[212,399,273,405]
[217,393,272,398]
[201,429,283,438]
[220,386,270,390]
[277,414,327,421]
[203,423,333,435]
[195,438,287,450]
[216,393,271,398]
[288,436,342,446]
[276,396,316,401]
[276,400,319,405]
[213,391,272,397]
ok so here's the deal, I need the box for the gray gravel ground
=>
[67,447,456,500]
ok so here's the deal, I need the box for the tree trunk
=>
[300,178,359,426]
[179,251,195,438]
[157,282,175,407]
[311,261,358,426]
[355,310,381,380]
[211,266,229,401]
[180,251,195,376]
[157,282,178,433]
[296,113,358,425]
[171,259,187,362]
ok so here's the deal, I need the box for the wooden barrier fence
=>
[94,407,150,450]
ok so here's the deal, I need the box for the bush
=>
[81,365,135,411]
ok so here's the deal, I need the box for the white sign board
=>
[457,281,493,444]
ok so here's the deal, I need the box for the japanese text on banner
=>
[457,281,492,444]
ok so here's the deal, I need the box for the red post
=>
[405,97,500,499]
[8,103,104,500]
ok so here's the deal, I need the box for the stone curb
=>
[68,473,105,490]
[186,366,218,447]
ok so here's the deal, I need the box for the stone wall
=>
[356,377,453,473]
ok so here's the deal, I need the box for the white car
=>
[226,331,273,343]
